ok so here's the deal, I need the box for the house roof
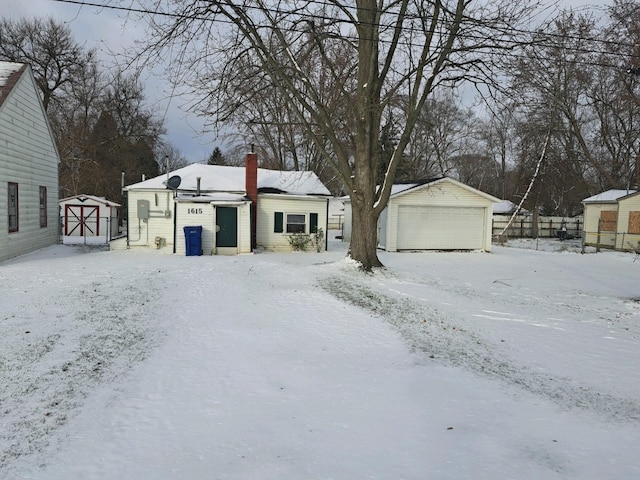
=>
[493,199,529,215]
[59,194,121,207]
[0,62,28,110]
[389,177,501,203]
[582,189,638,204]
[125,163,331,196]
[341,177,500,203]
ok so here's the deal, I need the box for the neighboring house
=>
[0,62,59,262]
[59,195,121,245]
[343,177,499,252]
[582,189,640,251]
[124,153,332,255]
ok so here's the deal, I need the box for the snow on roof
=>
[390,183,421,195]
[125,163,331,196]
[582,189,638,203]
[0,61,26,109]
[175,192,247,203]
[493,200,529,215]
[0,61,24,85]
[59,194,121,207]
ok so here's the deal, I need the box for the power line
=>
[49,0,636,50]
[49,0,640,71]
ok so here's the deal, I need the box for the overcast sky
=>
[0,0,607,165]
[0,0,219,163]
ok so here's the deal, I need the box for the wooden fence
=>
[492,215,583,239]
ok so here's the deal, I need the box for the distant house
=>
[59,195,121,245]
[123,153,332,255]
[582,189,640,251]
[343,177,499,252]
[0,62,59,262]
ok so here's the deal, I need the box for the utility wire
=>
[50,0,638,51]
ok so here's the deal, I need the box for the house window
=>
[8,182,18,232]
[39,186,47,228]
[286,214,306,233]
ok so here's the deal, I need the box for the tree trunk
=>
[348,199,383,269]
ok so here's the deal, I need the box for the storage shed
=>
[582,189,640,251]
[0,62,59,262]
[343,177,499,252]
[59,195,121,245]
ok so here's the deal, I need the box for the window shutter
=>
[310,213,318,233]
[274,211,284,233]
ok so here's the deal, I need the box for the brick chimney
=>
[245,151,258,250]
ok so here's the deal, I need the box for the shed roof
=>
[582,189,637,204]
[59,194,121,207]
[125,163,331,196]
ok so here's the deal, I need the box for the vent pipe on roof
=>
[196,177,201,196]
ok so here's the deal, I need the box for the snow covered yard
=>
[1,236,639,479]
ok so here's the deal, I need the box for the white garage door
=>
[397,206,485,250]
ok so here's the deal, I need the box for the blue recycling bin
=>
[183,226,203,256]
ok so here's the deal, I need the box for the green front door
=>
[216,207,237,247]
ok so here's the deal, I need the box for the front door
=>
[216,207,238,248]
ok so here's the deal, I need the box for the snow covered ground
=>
[1,235,639,479]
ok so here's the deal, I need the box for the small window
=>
[8,182,18,233]
[39,186,47,228]
[286,214,306,233]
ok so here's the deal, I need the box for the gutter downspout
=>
[173,195,177,254]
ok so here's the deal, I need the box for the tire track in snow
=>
[318,272,640,424]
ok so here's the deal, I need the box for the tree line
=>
[0,17,188,204]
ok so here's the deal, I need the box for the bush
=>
[287,233,312,251]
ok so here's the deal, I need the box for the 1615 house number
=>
[187,208,203,214]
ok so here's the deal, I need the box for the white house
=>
[582,189,640,251]
[343,177,499,252]
[124,153,332,255]
[0,62,59,262]
[59,194,121,245]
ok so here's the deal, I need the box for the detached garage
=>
[344,177,499,252]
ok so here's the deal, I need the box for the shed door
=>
[396,206,484,250]
[216,207,238,247]
[65,205,99,236]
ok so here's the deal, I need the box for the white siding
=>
[616,194,640,250]
[0,67,59,262]
[174,201,251,255]
[256,194,328,251]
[385,180,495,252]
[127,190,175,249]
[582,203,617,248]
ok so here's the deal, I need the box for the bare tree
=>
[127,0,541,268]
[0,17,92,110]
